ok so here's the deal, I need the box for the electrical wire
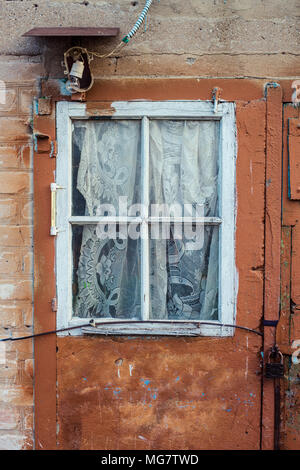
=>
[88,41,126,60]
[123,0,153,42]
[0,320,262,342]
[88,0,154,60]
[63,0,155,94]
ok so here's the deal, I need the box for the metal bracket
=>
[263,319,279,327]
[212,87,222,113]
[34,133,57,157]
[50,140,58,158]
[50,183,65,236]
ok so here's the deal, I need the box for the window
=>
[56,101,236,336]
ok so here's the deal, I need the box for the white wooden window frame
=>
[55,100,237,336]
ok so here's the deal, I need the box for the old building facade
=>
[0,0,299,450]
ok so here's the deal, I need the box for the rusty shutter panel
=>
[288,118,300,200]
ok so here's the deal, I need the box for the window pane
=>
[149,224,219,320]
[72,120,141,216]
[149,120,219,217]
[72,224,141,319]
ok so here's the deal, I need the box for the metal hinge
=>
[51,297,57,312]
[50,140,58,158]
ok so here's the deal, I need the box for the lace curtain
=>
[72,120,141,319]
[149,120,219,320]
[72,119,219,320]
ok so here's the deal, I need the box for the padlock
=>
[265,345,284,378]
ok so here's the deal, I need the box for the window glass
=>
[72,224,141,319]
[149,120,219,216]
[150,224,219,320]
[72,120,141,216]
[71,118,220,320]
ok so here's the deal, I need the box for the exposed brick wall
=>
[0,84,34,450]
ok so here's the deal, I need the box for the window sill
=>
[79,321,234,337]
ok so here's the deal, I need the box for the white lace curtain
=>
[72,119,219,320]
[73,120,141,319]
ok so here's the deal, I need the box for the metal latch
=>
[50,183,65,236]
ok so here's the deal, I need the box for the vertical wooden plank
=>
[277,226,292,352]
[279,104,300,450]
[288,118,300,200]
[290,224,300,341]
[33,105,57,449]
[277,226,292,448]
[261,84,283,450]
[288,122,300,328]
[288,135,300,200]
[281,110,300,328]
[282,110,300,227]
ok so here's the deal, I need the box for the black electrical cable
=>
[0,320,262,342]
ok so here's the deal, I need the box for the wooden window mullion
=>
[141,116,150,320]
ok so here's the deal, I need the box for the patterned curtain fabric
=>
[72,120,141,319]
[72,119,219,320]
[149,120,219,320]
